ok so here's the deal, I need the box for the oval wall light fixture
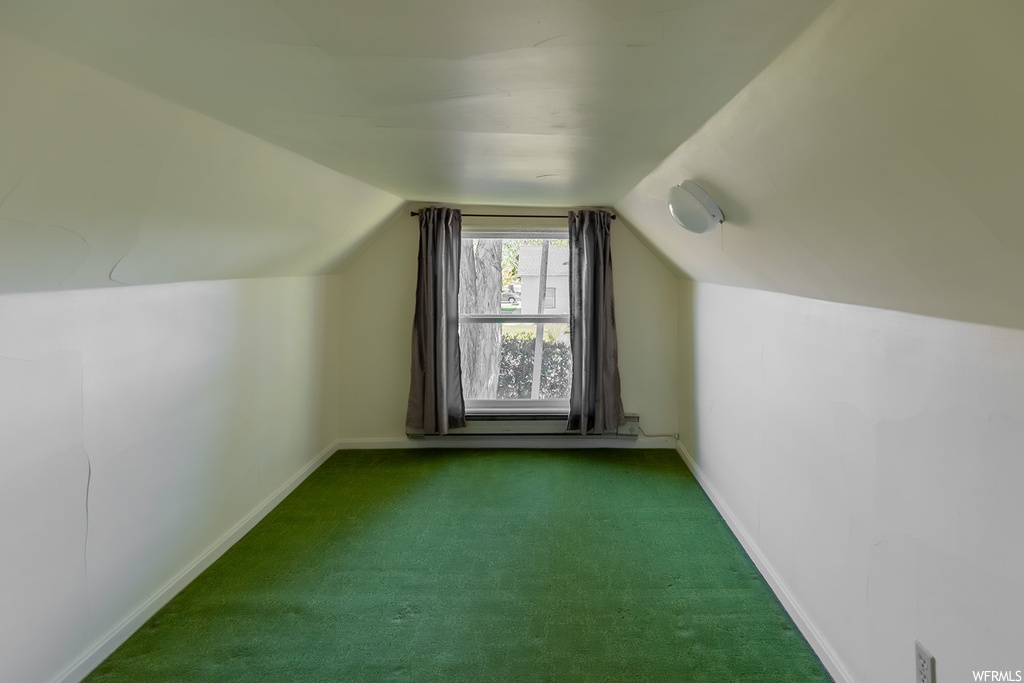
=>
[668,180,724,234]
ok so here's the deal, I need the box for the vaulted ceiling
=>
[0,0,824,205]
[2,0,1024,330]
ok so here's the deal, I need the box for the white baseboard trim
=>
[52,440,342,683]
[335,435,677,450]
[59,440,836,682]
[674,440,855,683]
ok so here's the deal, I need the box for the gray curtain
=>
[406,207,466,435]
[567,209,625,434]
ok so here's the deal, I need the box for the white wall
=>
[684,282,1024,683]
[611,221,679,438]
[333,211,419,442]
[0,276,342,683]
[334,210,679,442]
[0,31,384,682]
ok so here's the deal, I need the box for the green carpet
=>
[86,449,832,682]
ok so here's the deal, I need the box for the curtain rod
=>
[409,211,616,220]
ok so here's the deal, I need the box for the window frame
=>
[544,286,556,309]
[460,224,571,416]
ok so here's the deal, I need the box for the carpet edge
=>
[335,435,677,449]
[674,440,855,683]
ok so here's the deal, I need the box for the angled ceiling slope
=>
[0,30,404,295]
[0,0,828,207]
[619,0,1024,331]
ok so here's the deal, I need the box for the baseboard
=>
[674,441,855,683]
[335,435,676,450]
[57,439,835,682]
[52,440,342,683]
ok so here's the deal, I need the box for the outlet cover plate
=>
[916,640,936,683]
[616,414,640,437]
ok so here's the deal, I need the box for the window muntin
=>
[459,230,570,413]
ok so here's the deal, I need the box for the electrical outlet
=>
[916,640,936,683]
[616,414,640,437]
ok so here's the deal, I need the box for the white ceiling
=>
[4,0,1024,332]
[0,0,826,206]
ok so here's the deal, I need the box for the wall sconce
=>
[668,180,724,234]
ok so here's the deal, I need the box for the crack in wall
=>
[83,446,93,617]
[533,33,570,48]
[80,347,93,617]
[0,214,92,290]
[0,172,29,212]
[50,224,92,288]
[107,250,131,285]
[50,223,89,247]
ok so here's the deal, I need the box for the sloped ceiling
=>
[620,0,1024,330]
[0,31,405,294]
[0,0,826,206]
[4,0,1021,333]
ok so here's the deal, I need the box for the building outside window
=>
[517,244,568,314]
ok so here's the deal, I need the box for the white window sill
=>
[464,399,568,417]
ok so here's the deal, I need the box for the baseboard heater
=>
[407,413,640,438]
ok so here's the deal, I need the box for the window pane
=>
[459,237,568,316]
[538,323,572,400]
[544,286,556,310]
[516,241,568,315]
[459,238,503,315]
[459,233,571,408]
[459,320,503,399]
[497,323,535,399]
[459,321,572,401]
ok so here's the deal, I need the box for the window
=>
[459,226,571,414]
